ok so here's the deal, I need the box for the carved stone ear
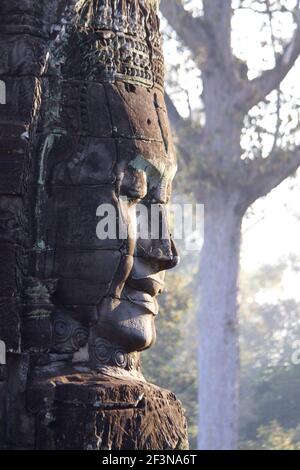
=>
[22,277,58,302]
[52,310,89,354]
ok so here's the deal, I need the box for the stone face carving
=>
[0,0,188,450]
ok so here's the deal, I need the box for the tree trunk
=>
[198,190,242,450]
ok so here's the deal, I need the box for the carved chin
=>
[96,298,157,352]
[114,313,157,352]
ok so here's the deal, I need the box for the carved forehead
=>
[108,84,176,175]
[39,79,176,187]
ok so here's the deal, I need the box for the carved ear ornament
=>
[90,337,141,370]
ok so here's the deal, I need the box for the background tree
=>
[160,0,300,449]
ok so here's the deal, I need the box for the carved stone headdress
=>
[70,0,164,88]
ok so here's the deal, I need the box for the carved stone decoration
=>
[0,0,189,450]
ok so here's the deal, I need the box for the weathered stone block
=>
[53,248,122,305]
[31,374,189,450]
[0,366,7,382]
[0,298,20,352]
[0,138,29,194]
[50,186,122,250]
[5,353,35,448]
[0,35,46,77]
[35,134,117,187]
[105,83,164,141]
[0,0,44,36]
[21,312,53,353]
[0,195,26,245]
[0,243,24,297]
[0,0,43,17]
[0,77,41,137]
[38,79,112,137]
[0,382,7,444]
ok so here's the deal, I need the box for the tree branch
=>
[236,7,300,111]
[202,0,232,64]
[160,0,209,67]
[240,148,300,208]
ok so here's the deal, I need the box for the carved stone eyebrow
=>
[129,155,177,183]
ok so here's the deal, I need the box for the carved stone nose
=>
[151,239,180,270]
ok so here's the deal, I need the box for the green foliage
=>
[238,256,300,449]
[240,366,300,442]
[241,421,300,450]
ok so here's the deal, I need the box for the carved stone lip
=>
[123,288,159,316]
[127,274,165,297]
